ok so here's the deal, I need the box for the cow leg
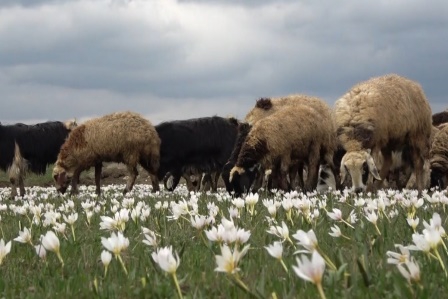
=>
[124,165,138,194]
[95,163,102,195]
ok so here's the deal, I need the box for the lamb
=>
[334,74,433,193]
[229,104,336,192]
[429,125,448,189]
[53,111,161,195]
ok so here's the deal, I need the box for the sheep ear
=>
[366,148,371,154]
[366,156,381,181]
[230,166,245,182]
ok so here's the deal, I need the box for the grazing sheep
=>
[224,94,337,195]
[430,125,448,189]
[53,111,161,195]
[335,74,432,193]
[230,104,336,192]
[433,109,448,127]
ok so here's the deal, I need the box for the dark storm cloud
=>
[0,0,447,124]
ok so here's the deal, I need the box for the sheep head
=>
[63,119,78,131]
[229,166,245,182]
[340,149,381,193]
[53,164,71,194]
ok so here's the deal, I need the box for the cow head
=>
[340,149,381,193]
[53,164,71,194]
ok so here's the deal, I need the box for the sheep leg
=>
[18,174,25,197]
[288,162,299,190]
[150,174,160,192]
[305,150,320,192]
[251,168,264,192]
[212,171,220,192]
[70,168,82,195]
[411,149,425,193]
[183,173,195,191]
[10,184,18,199]
[373,150,392,191]
[278,168,290,192]
[94,163,102,195]
[124,165,138,194]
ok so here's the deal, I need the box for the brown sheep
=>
[245,94,332,125]
[53,111,161,195]
[430,125,448,189]
[241,94,337,191]
[334,74,432,193]
[230,104,336,192]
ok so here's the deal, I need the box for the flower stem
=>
[374,224,381,236]
[171,272,183,299]
[279,259,289,273]
[56,251,64,267]
[117,254,128,276]
[104,265,108,278]
[71,225,76,242]
[316,282,327,299]
[317,248,337,271]
[434,248,447,277]
[341,219,355,229]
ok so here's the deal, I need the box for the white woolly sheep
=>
[334,74,432,193]
[53,111,161,195]
[230,103,336,192]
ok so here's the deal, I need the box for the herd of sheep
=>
[1,73,448,198]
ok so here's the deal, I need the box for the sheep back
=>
[245,94,333,125]
[54,111,160,176]
[335,74,432,153]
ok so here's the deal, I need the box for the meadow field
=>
[0,171,447,298]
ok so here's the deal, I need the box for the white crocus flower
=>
[397,258,420,284]
[14,227,33,245]
[41,231,64,266]
[152,246,180,274]
[215,244,250,274]
[292,229,318,253]
[265,241,283,260]
[0,239,12,265]
[292,251,327,299]
[101,250,113,277]
[386,244,410,265]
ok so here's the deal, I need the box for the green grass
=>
[0,186,447,298]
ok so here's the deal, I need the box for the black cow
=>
[155,116,239,192]
[0,120,76,198]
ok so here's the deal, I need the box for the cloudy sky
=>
[1,0,447,125]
